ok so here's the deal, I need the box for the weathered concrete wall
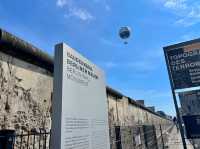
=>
[107,93,171,128]
[0,50,171,133]
[0,51,52,132]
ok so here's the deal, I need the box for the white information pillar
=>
[51,43,110,149]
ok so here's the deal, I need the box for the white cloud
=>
[65,8,94,21]
[164,0,187,9]
[56,0,94,21]
[175,18,196,27]
[160,0,200,27]
[93,0,111,11]
[57,0,68,7]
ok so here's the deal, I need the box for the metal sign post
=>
[164,61,187,149]
[171,89,187,149]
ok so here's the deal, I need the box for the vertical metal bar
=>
[12,133,15,149]
[142,126,148,149]
[42,130,44,149]
[160,124,165,149]
[153,125,158,149]
[39,129,41,149]
[33,133,36,149]
[163,48,187,149]
[44,130,47,149]
[115,126,122,149]
[20,131,23,149]
[49,130,51,149]
[172,90,187,148]
[138,126,141,148]
[27,131,29,149]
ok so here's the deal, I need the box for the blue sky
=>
[0,0,200,115]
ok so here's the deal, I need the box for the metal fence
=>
[0,129,50,149]
[109,124,174,149]
[0,124,175,149]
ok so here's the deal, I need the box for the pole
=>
[160,124,165,149]
[171,89,187,149]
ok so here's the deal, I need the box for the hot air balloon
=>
[119,26,131,44]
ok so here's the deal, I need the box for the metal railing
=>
[0,129,50,149]
[0,124,176,149]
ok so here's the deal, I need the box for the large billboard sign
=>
[51,43,110,149]
[164,39,200,142]
[164,41,200,89]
